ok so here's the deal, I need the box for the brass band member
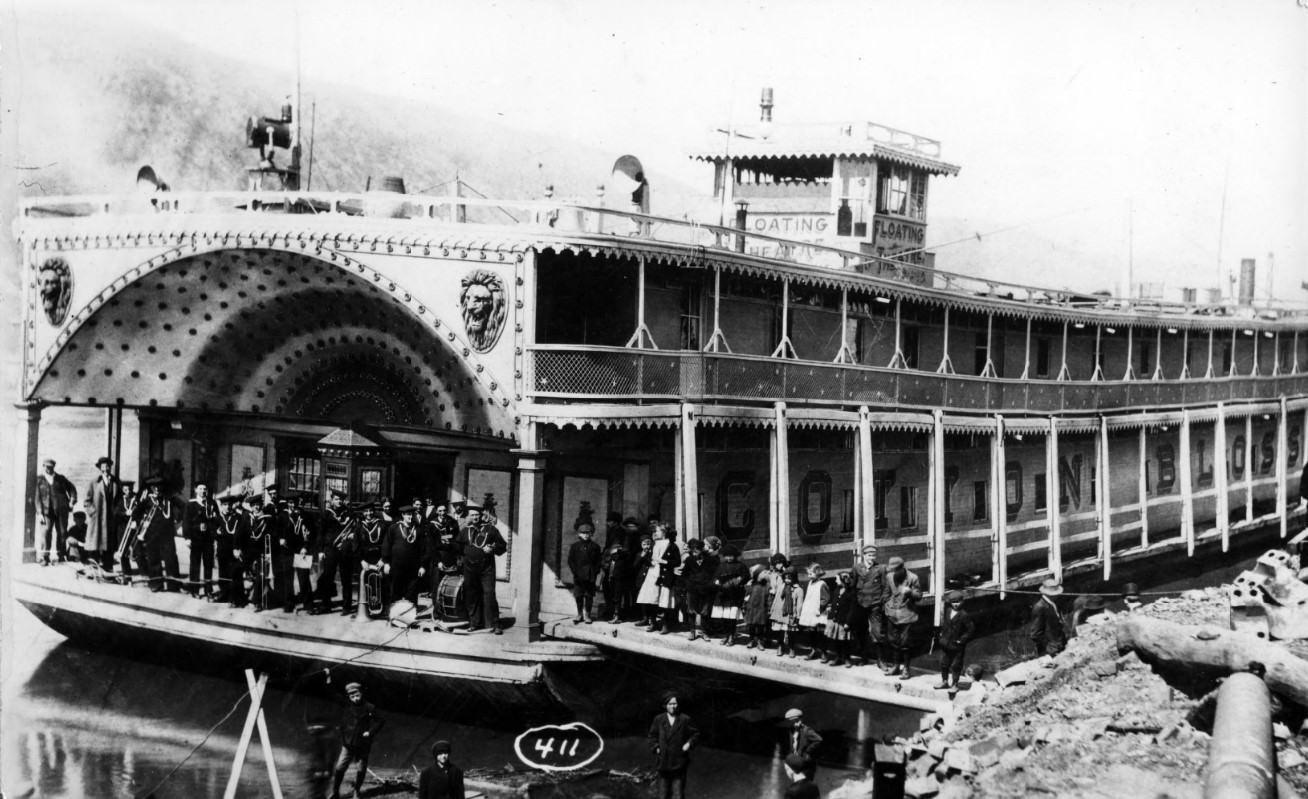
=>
[132,475,180,592]
[315,490,357,615]
[183,482,221,599]
[357,502,387,612]
[286,492,316,613]
[384,505,427,607]
[216,491,248,606]
[459,504,507,634]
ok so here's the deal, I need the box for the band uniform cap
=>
[121,480,136,488]
[143,474,167,487]
[344,682,363,693]
[42,458,56,467]
[784,754,809,772]
[431,740,452,755]
[887,556,905,568]
[1039,579,1064,596]
[95,456,114,467]
[785,708,803,721]
[463,502,482,511]
[944,590,964,603]
[398,504,417,513]
[861,544,878,554]
[217,490,245,503]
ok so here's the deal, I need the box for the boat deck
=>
[543,616,953,714]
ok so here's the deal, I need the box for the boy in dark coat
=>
[935,590,976,689]
[330,680,385,799]
[567,521,603,623]
[648,694,700,799]
[418,739,465,799]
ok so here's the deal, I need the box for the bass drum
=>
[436,574,468,621]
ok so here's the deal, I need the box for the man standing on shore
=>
[648,694,699,799]
[329,681,385,799]
[1029,579,1067,657]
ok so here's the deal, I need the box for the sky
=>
[16,0,1308,300]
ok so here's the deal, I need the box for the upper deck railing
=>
[18,190,1308,323]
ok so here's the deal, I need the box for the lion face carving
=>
[38,257,72,326]
[459,269,507,353]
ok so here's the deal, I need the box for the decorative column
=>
[624,254,656,349]
[1278,397,1289,539]
[930,410,947,625]
[1098,416,1112,579]
[1046,417,1062,580]
[991,415,1007,598]
[14,401,43,563]
[1138,426,1150,548]
[770,402,790,557]
[857,406,874,550]
[1180,408,1195,556]
[680,402,700,541]
[1246,414,1255,525]
[510,423,550,642]
[1215,403,1229,551]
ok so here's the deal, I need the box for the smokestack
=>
[760,87,774,123]
[1238,258,1256,306]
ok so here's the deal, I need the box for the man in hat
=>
[567,520,603,623]
[35,457,78,564]
[417,740,466,799]
[85,456,122,570]
[883,556,922,679]
[783,708,822,778]
[783,753,821,799]
[285,491,317,613]
[329,680,385,799]
[851,543,889,669]
[460,504,507,633]
[1070,593,1108,631]
[1122,582,1143,613]
[238,494,269,608]
[935,590,975,690]
[1028,579,1067,657]
[133,475,180,591]
[183,482,221,599]
[316,490,358,615]
[214,490,246,605]
[357,502,388,615]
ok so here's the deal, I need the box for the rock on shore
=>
[896,586,1308,798]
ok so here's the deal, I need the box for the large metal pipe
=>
[1204,671,1275,799]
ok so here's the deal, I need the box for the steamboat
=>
[11,89,1308,713]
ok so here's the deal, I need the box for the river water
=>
[1,606,925,799]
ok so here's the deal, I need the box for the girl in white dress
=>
[798,563,830,660]
[636,524,681,632]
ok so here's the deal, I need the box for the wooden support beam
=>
[1216,403,1230,552]
[858,406,875,550]
[1046,418,1062,580]
[681,403,700,541]
[774,402,790,557]
[1180,408,1195,556]
[991,415,1007,598]
[1139,426,1150,549]
[1278,397,1289,539]
[930,409,947,625]
[1098,416,1112,580]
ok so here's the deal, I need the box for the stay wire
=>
[134,688,253,799]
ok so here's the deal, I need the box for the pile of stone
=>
[1230,549,1308,640]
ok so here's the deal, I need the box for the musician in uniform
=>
[133,475,180,592]
[460,504,507,634]
[356,502,388,614]
[183,482,221,599]
[286,492,316,613]
[428,509,462,603]
[383,504,427,607]
[115,480,138,578]
[315,490,358,615]
[248,496,279,610]
[214,490,246,605]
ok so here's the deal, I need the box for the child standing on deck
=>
[743,564,771,649]
[634,536,657,627]
[824,570,858,667]
[798,563,830,660]
[770,567,804,657]
[711,545,748,645]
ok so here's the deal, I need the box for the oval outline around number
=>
[513,721,605,772]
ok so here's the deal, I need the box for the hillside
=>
[6,5,708,210]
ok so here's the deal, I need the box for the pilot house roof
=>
[687,120,961,176]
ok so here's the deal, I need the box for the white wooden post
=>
[858,406,875,550]
[930,409,947,625]
[1180,408,1195,556]
[1278,397,1289,539]
[1046,418,1062,580]
[1215,403,1229,551]
[1139,426,1150,548]
[773,402,790,557]
[1246,414,1255,525]
[681,402,700,541]
[1098,416,1112,579]
[991,415,1007,598]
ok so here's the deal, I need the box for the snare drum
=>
[436,574,468,621]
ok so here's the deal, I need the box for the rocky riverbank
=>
[894,585,1308,799]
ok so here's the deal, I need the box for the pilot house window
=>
[877,165,927,221]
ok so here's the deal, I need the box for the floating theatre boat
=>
[11,91,1308,706]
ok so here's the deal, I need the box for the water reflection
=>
[3,610,922,798]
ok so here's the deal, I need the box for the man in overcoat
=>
[85,456,121,569]
[647,694,700,799]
